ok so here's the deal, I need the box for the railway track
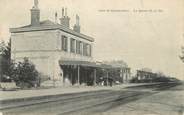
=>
[60,82,181,115]
[125,82,181,91]
[3,90,147,115]
[0,90,115,110]
[1,82,180,115]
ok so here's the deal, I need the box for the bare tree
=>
[180,46,184,63]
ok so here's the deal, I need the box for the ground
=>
[1,82,184,115]
[91,83,184,115]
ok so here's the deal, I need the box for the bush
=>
[10,58,40,88]
[1,41,41,88]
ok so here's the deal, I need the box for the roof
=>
[102,60,128,68]
[10,20,94,42]
[137,70,157,75]
[59,60,98,67]
[59,60,128,69]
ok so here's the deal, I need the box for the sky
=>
[0,0,184,80]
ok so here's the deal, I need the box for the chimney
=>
[73,14,80,33]
[30,0,40,26]
[60,7,70,28]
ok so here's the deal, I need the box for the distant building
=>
[10,0,94,86]
[102,60,131,83]
[136,70,157,81]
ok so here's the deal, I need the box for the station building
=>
[10,0,95,86]
[10,0,132,86]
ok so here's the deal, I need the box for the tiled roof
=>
[10,20,94,42]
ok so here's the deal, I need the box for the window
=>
[84,43,91,56]
[83,43,87,56]
[79,42,83,54]
[61,35,67,51]
[70,38,75,53]
[87,44,92,56]
[76,40,83,54]
[76,40,80,54]
[75,40,92,56]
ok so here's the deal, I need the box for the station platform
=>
[0,83,156,101]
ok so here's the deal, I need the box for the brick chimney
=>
[73,14,80,33]
[60,8,70,28]
[30,0,40,26]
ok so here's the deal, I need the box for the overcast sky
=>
[0,0,184,80]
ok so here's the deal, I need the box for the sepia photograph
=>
[0,0,184,115]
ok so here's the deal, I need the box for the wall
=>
[11,29,94,86]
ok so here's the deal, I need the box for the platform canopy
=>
[59,60,98,67]
[59,60,115,69]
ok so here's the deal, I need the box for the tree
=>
[11,58,40,88]
[180,46,184,63]
[0,40,41,88]
[0,40,11,81]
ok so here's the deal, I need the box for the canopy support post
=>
[106,70,109,86]
[94,68,97,86]
[77,65,80,85]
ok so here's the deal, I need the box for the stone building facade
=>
[10,0,94,86]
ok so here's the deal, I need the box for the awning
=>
[59,60,98,67]
[59,60,124,69]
